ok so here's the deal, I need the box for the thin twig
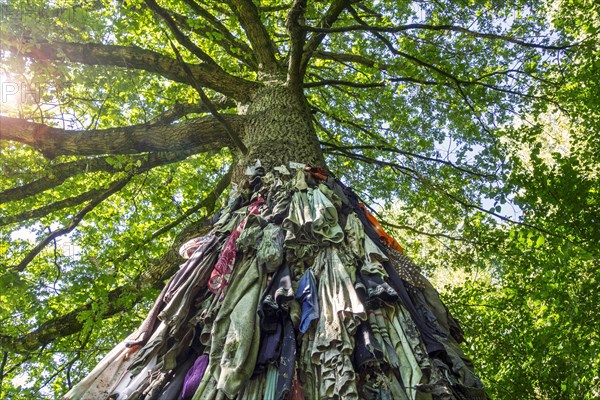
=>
[164,35,249,154]
[11,175,132,272]
[321,141,494,179]
[304,23,576,51]
[144,0,220,67]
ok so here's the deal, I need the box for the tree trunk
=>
[60,81,490,400]
[234,83,325,180]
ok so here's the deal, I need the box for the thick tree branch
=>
[1,38,259,101]
[166,39,248,154]
[0,153,200,225]
[300,0,351,77]
[0,115,243,158]
[286,0,308,87]
[144,0,220,67]
[0,171,230,353]
[1,188,106,227]
[226,0,280,74]
[304,23,574,51]
[0,284,144,354]
[10,176,132,273]
[0,151,196,204]
[314,50,390,70]
[258,4,291,12]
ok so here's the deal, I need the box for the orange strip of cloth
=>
[358,203,404,254]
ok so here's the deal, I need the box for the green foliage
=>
[443,233,600,399]
[0,0,599,398]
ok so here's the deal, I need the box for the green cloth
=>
[194,255,265,399]
[310,247,367,399]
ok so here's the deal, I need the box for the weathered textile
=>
[296,269,319,334]
[64,163,488,400]
[208,197,265,295]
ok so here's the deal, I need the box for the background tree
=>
[0,0,598,398]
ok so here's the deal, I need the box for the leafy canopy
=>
[0,0,599,398]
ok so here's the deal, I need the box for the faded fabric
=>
[296,269,319,334]
[64,164,489,400]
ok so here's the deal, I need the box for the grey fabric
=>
[66,163,489,400]
[156,355,196,400]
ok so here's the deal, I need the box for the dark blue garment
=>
[355,272,399,309]
[335,179,447,359]
[295,269,319,334]
[255,263,295,377]
[275,317,296,400]
[254,320,283,376]
[352,322,384,370]
[259,264,294,333]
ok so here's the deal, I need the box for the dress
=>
[62,163,489,400]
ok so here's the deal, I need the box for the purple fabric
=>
[181,354,209,399]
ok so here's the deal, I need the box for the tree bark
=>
[235,83,325,180]
[1,38,260,101]
[0,115,242,158]
[227,0,281,75]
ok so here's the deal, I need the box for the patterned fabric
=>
[179,235,213,259]
[63,163,489,400]
[388,248,426,289]
[208,197,264,295]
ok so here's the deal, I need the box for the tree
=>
[1,0,598,398]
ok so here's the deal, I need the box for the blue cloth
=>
[295,269,319,333]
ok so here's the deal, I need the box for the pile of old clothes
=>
[63,162,489,400]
